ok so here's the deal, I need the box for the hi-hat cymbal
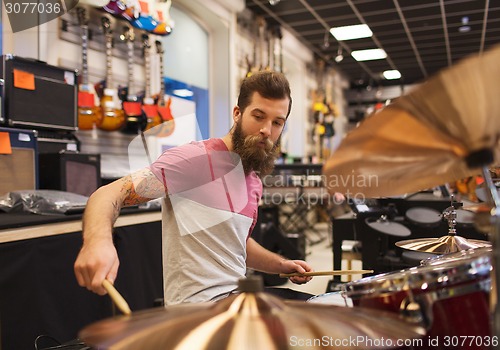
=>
[396,235,491,254]
[80,290,424,349]
[323,45,500,198]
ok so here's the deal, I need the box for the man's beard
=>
[231,121,281,177]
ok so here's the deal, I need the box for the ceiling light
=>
[269,0,280,5]
[335,46,344,63]
[383,70,401,80]
[330,24,372,41]
[321,31,330,50]
[351,48,387,61]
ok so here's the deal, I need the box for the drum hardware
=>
[396,196,491,254]
[80,276,425,349]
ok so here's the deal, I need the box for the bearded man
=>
[74,71,313,305]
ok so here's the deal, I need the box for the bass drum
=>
[307,292,353,307]
[344,248,491,349]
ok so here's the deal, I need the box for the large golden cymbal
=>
[80,289,424,349]
[396,235,491,254]
[323,45,500,198]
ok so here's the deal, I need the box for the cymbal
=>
[396,235,491,254]
[323,45,500,198]
[80,287,424,349]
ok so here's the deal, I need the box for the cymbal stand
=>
[481,165,500,340]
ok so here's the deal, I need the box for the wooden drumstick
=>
[102,279,132,316]
[279,270,374,278]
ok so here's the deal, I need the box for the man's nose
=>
[260,122,272,137]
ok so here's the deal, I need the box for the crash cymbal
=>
[323,45,500,198]
[80,278,424,350]
[396,235,491,254]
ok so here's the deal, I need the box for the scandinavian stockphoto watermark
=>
[3,0,79,33]
[261,170,378,208]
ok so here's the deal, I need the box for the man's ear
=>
[232,106,241,122]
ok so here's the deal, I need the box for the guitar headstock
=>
[142,33,151,49]
[101,16,112,36]
[155,40,164,55]
[121,26,135,42]
[76,7,87,26]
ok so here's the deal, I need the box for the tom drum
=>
[344,248,491,349]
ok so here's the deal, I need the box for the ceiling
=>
[244,0,500,88]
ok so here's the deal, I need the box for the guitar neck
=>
[127,40,135,96]
[81,24,89,86]
[144,42,151,99]
[158,52,165,105]
[105,34,113,89]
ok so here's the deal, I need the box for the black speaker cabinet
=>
[39,153,101,197]
[0,55,77,130]
[0,127,38,195]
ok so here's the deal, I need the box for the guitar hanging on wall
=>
[76,7,102,130]
[120,26,147,134]
[141,34,162,131]
[97,16,126,132]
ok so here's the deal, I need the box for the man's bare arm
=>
[75,168,165,295]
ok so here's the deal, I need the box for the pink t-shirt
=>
[149,138,262,304]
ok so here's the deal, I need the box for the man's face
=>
[231,92,289,176]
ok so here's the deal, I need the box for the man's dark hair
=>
[237,71,292,118]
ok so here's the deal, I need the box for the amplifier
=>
[0,55,77,130]
[0,127,38,195]
[39,153,101,197]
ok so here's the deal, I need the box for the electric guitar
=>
[141,34,161,131]
[130,0,159,32]
[155,40,175,137]
[120,26,147,134]
[97,17,126,132]
[103,0,127,15]
[76,7,102,130]
[152,0,173,36]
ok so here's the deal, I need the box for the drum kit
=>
[79,46,500,349]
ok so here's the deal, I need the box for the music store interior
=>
[1,0,500,349]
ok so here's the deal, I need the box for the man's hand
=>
[74,237,119,295]
[280,259,313,284]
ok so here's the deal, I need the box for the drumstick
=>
[102,279,132,316]
[279,270,374,278]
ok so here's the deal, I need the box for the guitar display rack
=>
[60,5,151,71]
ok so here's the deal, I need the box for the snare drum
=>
[307,292,353,307]
[405,207,442,227]
[344,249,491,349]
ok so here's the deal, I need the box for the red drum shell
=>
[344,250,491,349]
